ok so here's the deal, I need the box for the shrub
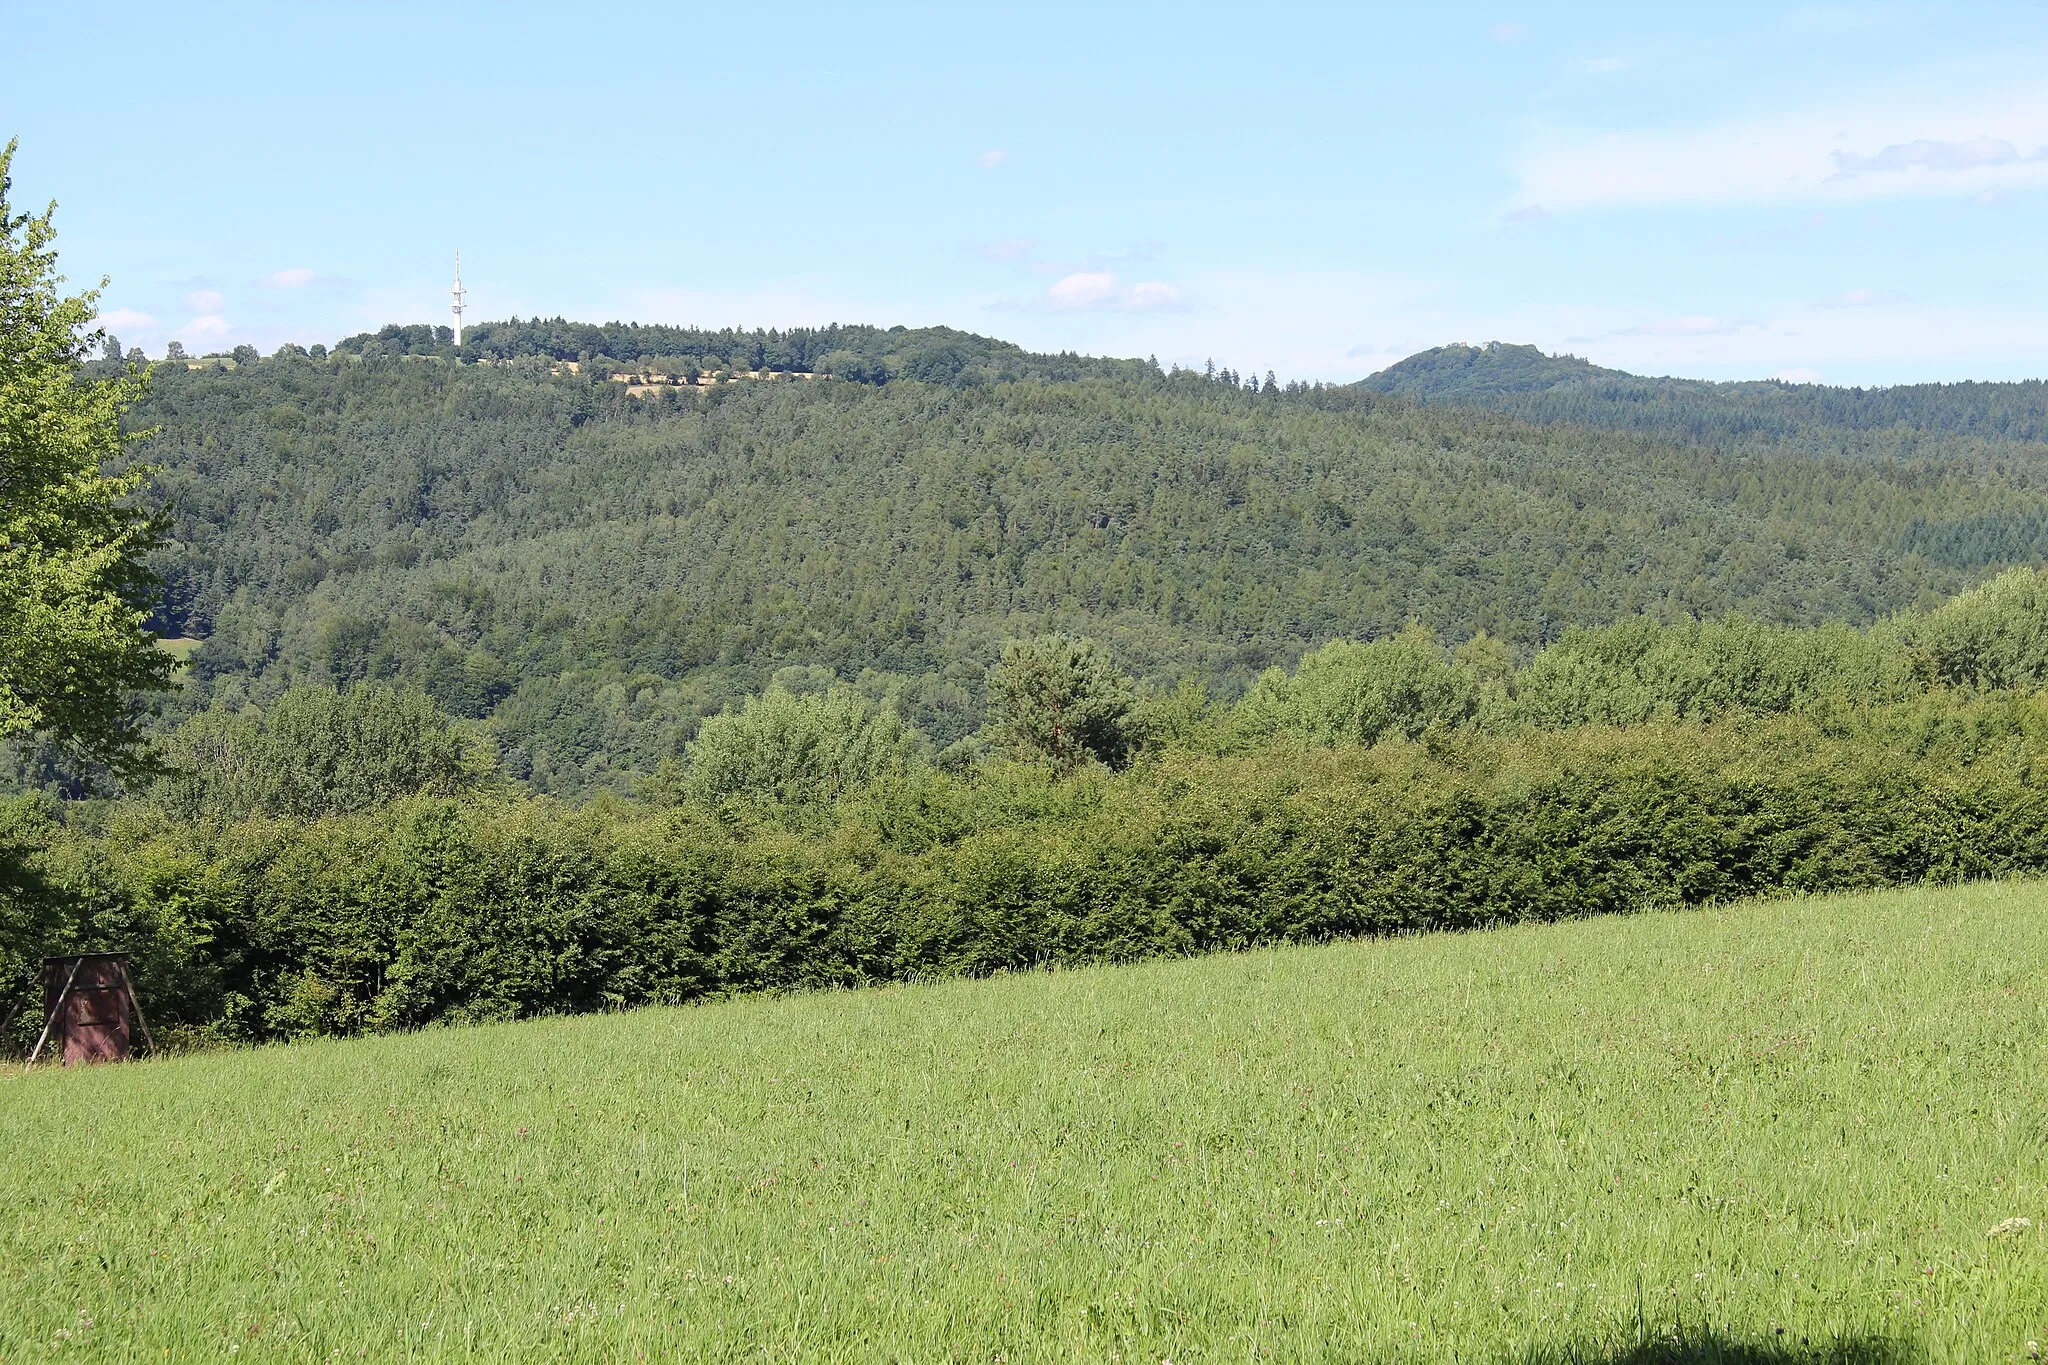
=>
[153,684,483,821]
[1915,565,2048,691]
[1235,624,1476,745]
[676,685,920,808]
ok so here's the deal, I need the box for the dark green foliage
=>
[115,351,2043,792]
[984,635,1139,770]
[437,318,1157,388]
[1902,509,2048,568]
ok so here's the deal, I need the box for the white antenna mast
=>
[451,250,467,347]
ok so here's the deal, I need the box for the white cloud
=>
[178,315,231,344]
[1048,271,1116,309]
[1524,295,2048,384]
[265,267,316,288]
[1818,288,1885,309]
[977,149,1008,169]
[183,289,225,312]
[1042,272,1183,312]
[1489,22,1527,43]
[995,267,1442,380]
[1580,56,1631,73]
[98,307,157,331]
[1126,281,1181,310]
[1513,79,2048,210]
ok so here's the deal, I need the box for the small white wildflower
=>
[1988,1216,2033,1238]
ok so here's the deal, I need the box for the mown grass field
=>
[2,883,2044,1363]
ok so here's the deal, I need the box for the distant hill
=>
[334,318,1157,389]
[1359,342,1635,400]
[1358,342,2048,449]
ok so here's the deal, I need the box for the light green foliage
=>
[1,882,2041,1359]
[1915,565,2048,691]
[1506,614,1919,730]
[0,140,170,774]
[1236,623,1476,745]
[985,634,1138,769]
[154,684,481,820]
[675,684,919,807]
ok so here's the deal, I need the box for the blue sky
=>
[7,1,2047,384]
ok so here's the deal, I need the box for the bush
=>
[1235,624,1476,745]
[153,684,484,821]
[1915,565,2048,691]
[672,685,920,808]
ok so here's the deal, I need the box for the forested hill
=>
[334,318,1156,388]
[113,349,2048,793]
[1360,342,2048,448]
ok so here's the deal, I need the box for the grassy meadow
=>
[2,883,2045,1362]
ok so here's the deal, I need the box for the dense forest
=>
[15,322,2048,1045]
[58,335,2048,793]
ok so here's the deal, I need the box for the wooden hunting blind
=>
[30,953,153,1065]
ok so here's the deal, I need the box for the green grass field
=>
[3,884,2044,1363]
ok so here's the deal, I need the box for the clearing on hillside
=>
[2,882,2044,1362]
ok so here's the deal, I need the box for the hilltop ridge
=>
[1357,340,2048,446]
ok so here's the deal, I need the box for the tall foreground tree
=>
[0,139,170,776]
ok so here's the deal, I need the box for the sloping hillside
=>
[125,354,2044,788]
[4,881,2042,1360]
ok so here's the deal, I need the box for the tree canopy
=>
[0,139,169,777]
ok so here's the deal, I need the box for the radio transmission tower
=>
[451,250,467,347]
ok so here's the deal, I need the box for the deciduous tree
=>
[0,139,170,777]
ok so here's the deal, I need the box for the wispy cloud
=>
[1818,288,1886,309]
[98,307,157,332]
[1043,271,1183,312]
[977,149,1008,169]
[264,267,316,288]
[1611,314,1759,337]
[1513,79,2048,210]
[1830,136,2042,178]
[177,314,231,344]
[1488,22,1527,44]
[967,238,1037,262]
[183,288,225,312]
